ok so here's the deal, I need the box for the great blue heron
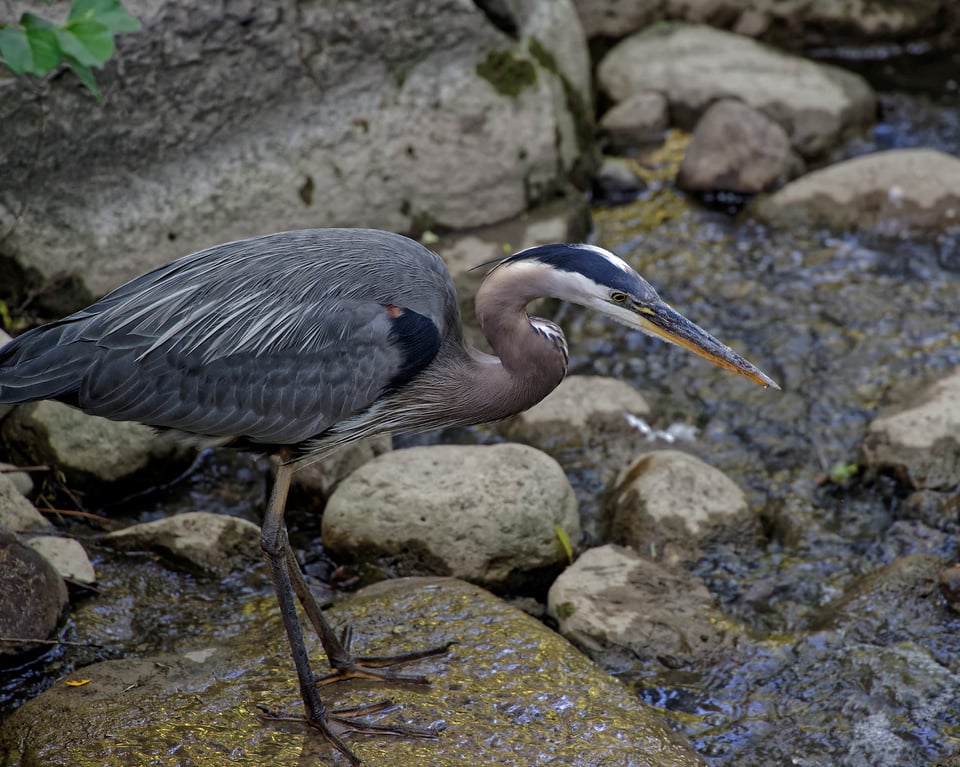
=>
[0,228,777,764]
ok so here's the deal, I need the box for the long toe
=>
[317,641,455,687]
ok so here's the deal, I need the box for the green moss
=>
[476,50,537,98]
[528,37,558,73]
[555,601,576,620]
[527,37,595,181]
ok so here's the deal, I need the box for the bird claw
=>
[258,699,443,766]
[317,640,456,687]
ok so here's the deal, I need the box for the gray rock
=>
[548,544,739,664]
[0,577,707,767]
[0,529,68,656]
[597,23,874,158]
[573,0,662,37]
[677,99,795,193]
[105,511,262,576]
[0,400,189,493]
[752,148,960,236]
[0,462,33,497]
[0,0,592,310]
[26,535,97,587]
[502,374,651,449]
[598,91,670,151]
[322,444,580,590]
[608,449,755,567]
[573,0,960,48]
[276,434,393,507]
[594,157,648,202]
[860,367,960,490]
[0,471,50,533]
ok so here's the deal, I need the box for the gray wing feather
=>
[0,229,459,445]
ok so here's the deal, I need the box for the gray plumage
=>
[0,229,776,457]
[0,230,462,448]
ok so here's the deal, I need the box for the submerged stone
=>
[0,577,706,767]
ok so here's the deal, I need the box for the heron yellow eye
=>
[610,292,627,303]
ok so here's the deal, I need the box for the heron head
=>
[497,243,779,389]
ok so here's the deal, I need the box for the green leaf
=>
[63,54,101,99]
[0,25,61,75]
[25,28,61,72]
[69,0,142,33]
[20,13,55,30]
[555,525,574,565]
[57,20,114,67]
[0,27,31,73]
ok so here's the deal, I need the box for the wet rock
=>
[0,471,50,533]
[548,544,740,666]
[859,366,960,490]
[597,23,874,158]
[274,434,392,510]
[0,462,33,497]
[677,99,795,194]
[0,529,68,657]
[0,1,591,308]
[26,535,97,587]
[598,91,669,152]
[608,450,755,567]
[939,564,960,612]
[0,577,707,767]
[502,374,651,450]
[0,400,190,494]
[105,511,261,577]
[322,444,579,591]
[814,553,945,638]
[752,149,960,236]
[594,157,648,203]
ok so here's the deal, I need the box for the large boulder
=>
[597,23,874,158]
[0,0,592,311]
[322,444,580,590]
[0,577,708,767]
[751,148,960,236]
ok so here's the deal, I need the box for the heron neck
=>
[470,264,568,417]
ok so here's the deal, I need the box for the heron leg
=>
[261,462,440,764]
[283,540,453,686]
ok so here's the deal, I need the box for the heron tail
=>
[0,322,86,405]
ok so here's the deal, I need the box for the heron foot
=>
[318,625,455,687]
[259,699,443,766]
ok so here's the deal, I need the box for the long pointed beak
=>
[636,301,780,389]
